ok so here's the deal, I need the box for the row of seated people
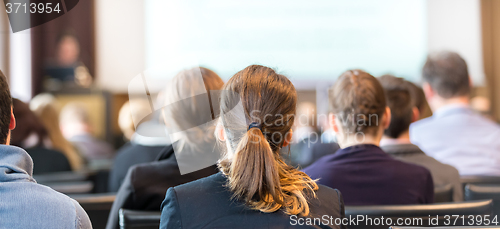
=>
[10,95,115,174]
[105,51,500,229]
[0,51,499,228]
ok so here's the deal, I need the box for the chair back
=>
[434,184,453,203]
[119,209,161,229]
[72,193,116,229]
[465,184,500,217]
[345,200,493,229]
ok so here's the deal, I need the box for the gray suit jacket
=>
[381,143,463,202]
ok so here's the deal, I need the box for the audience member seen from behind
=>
[106,67,221,229]
[30,93,85,171]
[378,75,463,202]
[0,71,92,228]
[410,51,500,176]
[108,99,169,192]
[407,80,433,120]
[11,98,72,174]
[60,102,115,162]
[303,70,434,205]
[160,65,345,229]
[285,102,340,168]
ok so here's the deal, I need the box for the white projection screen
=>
[95,0,485,92]
[144,0,428,86]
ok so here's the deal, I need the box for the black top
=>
[160,173,346,229]
[303,144,434,205]
[106,145,218,229]
[108,143,165,192]
[27,147,72,174]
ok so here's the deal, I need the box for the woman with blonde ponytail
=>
[160,65,345,229]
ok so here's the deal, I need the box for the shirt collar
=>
[380,138,411,146]
[380,143,424,156]
[433,103,471,119]
[336,144,387,157]
[0,145,35,181]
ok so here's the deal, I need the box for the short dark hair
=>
[422,51,470,98]
[378,75,413,138]
[0,70,12,144]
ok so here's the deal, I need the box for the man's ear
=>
[282,129,293,147]
[422,82,434,100]
[382,106,391,129]
[9,107,15,130]
[215,121,225,141]
[329,113,340,133]
[411,107,420,122]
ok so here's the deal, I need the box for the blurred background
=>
[0,0,499,227]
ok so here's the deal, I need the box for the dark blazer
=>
[108,143,165,192]
[303,144,434,205]
[160,173,346,229]
[106,145,218,229]
[27,147,72,174]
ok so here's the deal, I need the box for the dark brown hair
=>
[11,99,47,148]
[0,70,12,144]
[422,51,470,98]
[407,81,432,119]
[329,70,386,136]
[378,75,413,138]
[218,65,318,216]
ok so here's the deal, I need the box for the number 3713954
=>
[5,2,61,14]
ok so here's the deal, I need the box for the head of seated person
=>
[411,51,500,177]
[329,69,390,148]
[302,70,434,205]
[378,75,418,143]
[30,93,84,171]
[11,98,47,149]
[422,51,471,112]
[160,65,344,229]
[0,70,92,228]
[11,98,73,174]
[60,102,114,161]
[215,65,337,217]
[106,67,225,229]
[378,75,464,202]
[160,67,224,173]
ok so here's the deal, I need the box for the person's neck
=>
[430,96,469,112]
[381,131,411,146]
[338,135,380,149]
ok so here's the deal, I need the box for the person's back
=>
[411,107,500,175]
[161,65,345,229]
[26,147,72,174]
[381,144,463,201]
[303,70,434,205]
[0,70,91,228]
[378,75,463,201]
[0,145,91,229]
[162,173,344,228]
[108,143,165,192]
[305,144,433,205]
[410,51,500,176]
[106,67,224,229]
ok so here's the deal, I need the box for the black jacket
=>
[160,172,346,229]
[108,143,165,192]
[106,145,219,229]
